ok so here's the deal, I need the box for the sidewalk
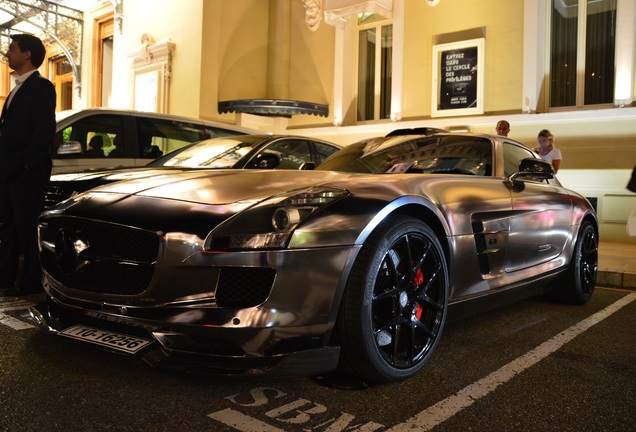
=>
[598,241,636,290]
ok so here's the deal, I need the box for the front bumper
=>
[31,241,361,377]
[29,295,341,377]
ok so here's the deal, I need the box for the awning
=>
[218,99,329,118]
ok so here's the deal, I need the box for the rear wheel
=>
[551,221,598,304]
[336,216,449,383]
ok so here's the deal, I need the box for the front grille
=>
[41,217,160,295]
[215,267,276,308]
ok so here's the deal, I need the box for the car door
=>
[433,137,514,296]
[503,142,572,272]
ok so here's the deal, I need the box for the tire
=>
[336,216,449,383]
[552,221,598,305]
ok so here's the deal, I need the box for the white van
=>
[53,108,259,174]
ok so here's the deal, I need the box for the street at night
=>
[1,287,634,432]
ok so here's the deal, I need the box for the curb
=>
[597,270,636,290]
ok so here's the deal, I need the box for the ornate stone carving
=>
[109,0,123,33]
[140,33,156,64]
[302,0,322,31]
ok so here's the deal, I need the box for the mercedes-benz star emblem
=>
[55,228,90,275]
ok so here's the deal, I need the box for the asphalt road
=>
[1,287,634,432]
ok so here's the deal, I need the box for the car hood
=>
[47,169,359,240]
[76,169,356,205]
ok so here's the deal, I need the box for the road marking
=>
[0,298,35,330]
[210,388,385,431]
[386,293,636,432]
[209,408,285,432]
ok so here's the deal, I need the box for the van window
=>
[137,118,244,158]
[55,115,123,159]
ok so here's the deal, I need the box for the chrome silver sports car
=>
[32,133,598,383]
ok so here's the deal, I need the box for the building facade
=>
[1,0,635,242]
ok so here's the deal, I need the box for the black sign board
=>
[439,46,478,110]
[432,38,484,117]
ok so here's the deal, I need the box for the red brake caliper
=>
[414,268,424,320]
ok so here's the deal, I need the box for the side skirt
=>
[447,270,565,323]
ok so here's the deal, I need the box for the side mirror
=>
[253,152,281,169]
[299,161,316,170]
[508,158,555,184]
[56,141,83,155]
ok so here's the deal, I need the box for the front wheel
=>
[336,216,449,383]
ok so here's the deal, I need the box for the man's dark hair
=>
[11,34,46,67]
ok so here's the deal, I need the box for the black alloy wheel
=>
[336,216,449,383]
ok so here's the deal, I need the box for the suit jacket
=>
[0,71,56,182]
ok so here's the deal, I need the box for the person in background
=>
[534,129,562,173]
[495,120,510,137]
[0,34,56,296]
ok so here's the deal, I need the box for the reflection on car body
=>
[31,133,598,383]
[44,134,341,207]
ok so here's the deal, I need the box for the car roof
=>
[55,108,261,134]
[338,132,531,160]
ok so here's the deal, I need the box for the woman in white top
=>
[534,129,562,173]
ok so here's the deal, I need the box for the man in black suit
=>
[0,34,56,296]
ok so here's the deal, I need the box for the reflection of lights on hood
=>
[164,232,204,246]
[51,172,105,181]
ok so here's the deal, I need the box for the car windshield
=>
[318,134,493,176]
[148,135,268,168]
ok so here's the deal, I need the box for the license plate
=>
[59,325,154,354]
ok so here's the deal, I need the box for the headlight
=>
[272,207,300,232]
[205,187,349,251]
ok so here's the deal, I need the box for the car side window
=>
[314,142,341,164]
[136,118,220,159]
[503,142,536,177]
[55,115,123,159]
[258,139,313,169]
